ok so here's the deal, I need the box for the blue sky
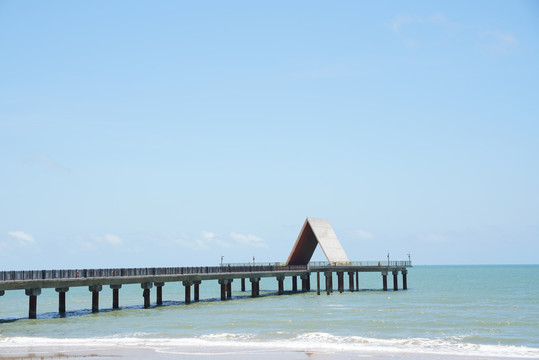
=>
[1,1,538,269]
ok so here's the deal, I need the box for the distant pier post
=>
[218,279,228,300]
[110,284,122,309]
[402,270,408,290]
[182,281,192,304]
[324,271,331,295]
[316,272,321,295]
[292,276,298,292]
[337,272,344,293]
[25,288,41,319]
[89,284,102,313]
[348,272,354,292]
[381,271,388,291]
[193,281,201,302]
[154,282,164,305]
[141,282,153,308]
[276,275,285,295]
[392,271,399,291]
[250,277,260,297]
[301,273,310,292]
[241,278,246,292]
[356,271,359,291]
[55,287,69,314]
[226,279,233,299]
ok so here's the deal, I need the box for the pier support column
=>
[402,270,408,290]
[348,272,354,292]
[337,272,344,293]
[0,290,4,296]
[292,276,298,292]
[381,271,388,291]
[301,273,310,292]
[241,278,246,292]
[89,285,102,313]
[183,281,192,304]
[154,283,164,305]
[141,282,153,308]
[316,272,321,295]
[356,271,359,291]
[218,279,229,301]
[55,287,69,314]
[226,279,233,299]
[193,281,201,302]
[110,284,122,309]
[250,277,260,297]
[393,271,399,291]
[25,288,41,319]
[276,276,285,295]
[324,272,331,295]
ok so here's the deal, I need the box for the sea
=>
[0,265,538,359]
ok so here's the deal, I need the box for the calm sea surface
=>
[1,265,538,358]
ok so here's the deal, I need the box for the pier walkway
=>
[0,261,411,319]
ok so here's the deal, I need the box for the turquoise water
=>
[0,265,538,358]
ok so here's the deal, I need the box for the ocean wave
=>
[1,333,539,358]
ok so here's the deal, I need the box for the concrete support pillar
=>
[193,281,201,302]
[276,276,285,295]
[110,284,122,309]
[292,276,298,292]
[241,278,246,292]
[324,272,331,295]
[348,272,354,292]
[89,285,102,313]
[316,272,321,295]
[337,272,344,293]
[402,270,408,290]
[250,277,260,297]
[182,281,192,304]
[301,273,310,292]
[0,290,4,296]
[141,282,153,308]
[393,271,399,291]
[25,288,41,319]
[55,287,69,314]
[218,279,229,301]
[330,273,334,293]
[356,271,359,291]
[154,282,164,305]
[226,279,233,299]
[382,271,388,291]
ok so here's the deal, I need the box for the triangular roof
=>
[285,218,350,265]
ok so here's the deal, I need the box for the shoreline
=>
[1,340,538,360]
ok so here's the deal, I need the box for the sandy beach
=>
[1,344,535,360]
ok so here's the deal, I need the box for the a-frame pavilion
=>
[286,217,350,266]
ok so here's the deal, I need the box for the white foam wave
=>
[1,333,538,358]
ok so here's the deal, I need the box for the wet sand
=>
[0,345,531,360]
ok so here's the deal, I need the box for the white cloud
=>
[103,234,123,245]
[424,234,447,243]
[90,233,124,246]
[29,153,70,173]
[479,30,518,54]
[8,231,35,246]
[391,14,416,34]
[355,229,374,240]
[230,232,267,248]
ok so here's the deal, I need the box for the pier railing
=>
[0,264,308,282]
[308,261,412,267]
